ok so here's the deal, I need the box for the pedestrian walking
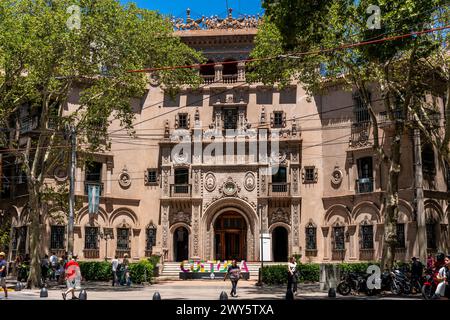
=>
[0,252,8,299]
[224,259,241,297]
[62,255,81,300]
[56,258,65,285]
[287,256,298,296]
[111,255,119,286]
[410,257,423,293]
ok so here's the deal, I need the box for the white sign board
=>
[260,233,271,261]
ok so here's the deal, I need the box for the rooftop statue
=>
[173,8,261,31]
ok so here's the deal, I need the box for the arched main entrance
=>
[272,226,288,262]
[173,226,189,262]
[214,212,247,260]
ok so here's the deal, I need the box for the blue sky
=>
[120,0,264,18]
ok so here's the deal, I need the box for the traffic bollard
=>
[40,287,48,298]
[219,291,228,300]
[328,288,336,298]
[79,289,87,300]
[153,292,161,300]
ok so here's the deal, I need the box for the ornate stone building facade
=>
[1,10,449,264]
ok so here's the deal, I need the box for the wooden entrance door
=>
[214,212,247,260]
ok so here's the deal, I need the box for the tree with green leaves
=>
[249,0,449,270]
[0,0,203,288]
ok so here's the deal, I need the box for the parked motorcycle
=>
[390,269,411,295]
[337,272,374,296]
[421,268,439,300]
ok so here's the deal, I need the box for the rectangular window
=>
[50,226,65,249]
[361,225,374,249]
[272,167,287,183]
[273,111,284,128]
[117,228,130,250]
[174,168,189,185]
[304,166,316,183]
[353,92,370,124]
[357,157,373,193]
[396,223,406,248]
[84,227,99,249]
[85,161,102,182]
[223,108,238,130]
[426,223,436,249]
[146,169,158,184]
[178,113,188,129]
[333,226,345,250]
[306,227,317,250]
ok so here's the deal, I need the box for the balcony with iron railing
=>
[356,178,374,194]
[268,182,290,197]
[170,184,191,197]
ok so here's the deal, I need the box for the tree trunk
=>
[381,128,402,271]
[27,186,42,289]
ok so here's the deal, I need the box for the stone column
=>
[161,204,170,261]
[348,224,357,260]
[322,227,330,260]
[214,64,223,83]
[291,199,301,253]
[237,62,245,82]
[106,160,113,196]
[75,167,82,194]
[191,201,201,260]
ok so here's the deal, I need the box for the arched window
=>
[360,221,374,249]
[332,225,345,250]
[305,222,317,250]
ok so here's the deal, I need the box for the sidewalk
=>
[1,280,423,300]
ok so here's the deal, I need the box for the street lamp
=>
[99,230,112,261]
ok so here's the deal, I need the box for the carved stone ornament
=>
[173,151,189,164]
[219,177,240,197]
[270,150,287,164]
[118,167,131,188]
[331,167,343,185]
[244,172,256,191]
[204,172,216,192]
[53,166,68,182]
[270,208,290,225]
[170,211,191,226]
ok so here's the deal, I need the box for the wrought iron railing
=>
[356,178,374,193]
[269,183,290,196]
[170,184,191,197]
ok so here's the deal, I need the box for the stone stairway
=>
[158,262,288,281]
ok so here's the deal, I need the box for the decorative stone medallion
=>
[204,172,216,192]
[220,177,240,196]
[244,172,256,191]
[118,168,131,188]
[53,166,68,182]
[331,167,343,186]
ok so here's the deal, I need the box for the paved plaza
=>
[1,280,424,300]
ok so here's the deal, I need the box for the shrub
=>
[78,260,154,284]
[297,263,320,282]
[129,259,154,284]
[338,262,380,274]
[261,265,287,285]
[148,255,160,267]
[79,261,111,281]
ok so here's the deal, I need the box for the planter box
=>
[179,272,250,280]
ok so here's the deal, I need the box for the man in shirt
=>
[111,255,119,286]
[62,255,81,300]
[0,252,7,299]
[49,252,58,280]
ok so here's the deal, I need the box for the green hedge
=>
[262,262,382,285]
[78,259,154,284]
